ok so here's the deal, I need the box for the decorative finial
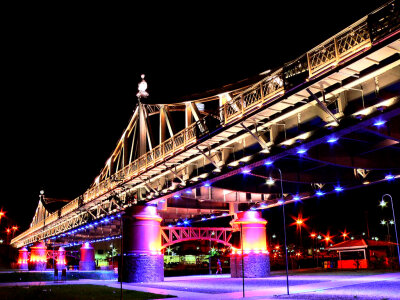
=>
[136,74,149,99]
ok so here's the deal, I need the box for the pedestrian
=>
[216,258,222,274]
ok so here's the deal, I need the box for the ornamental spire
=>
[136,74,149,99]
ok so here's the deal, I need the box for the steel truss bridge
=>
[12,1,400,249]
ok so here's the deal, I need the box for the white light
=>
[266,177,275,185]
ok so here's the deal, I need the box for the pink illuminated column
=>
[122,205,164,282]
[57,247,66,269]
[18,247,29,270]
[79,242,96,270]
[230,210,270,278]
[29,241,47,271]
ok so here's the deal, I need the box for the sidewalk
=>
[1,272,399,299]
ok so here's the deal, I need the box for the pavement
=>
[1,272,400,299]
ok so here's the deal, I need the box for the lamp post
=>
[267,167,289,295]
[381,194,400,268]
[0,209,5,225]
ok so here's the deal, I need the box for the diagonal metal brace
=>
[196,146,220,169]
[240,123,269,152]
[306,88,339,125]
[164,164,185,184]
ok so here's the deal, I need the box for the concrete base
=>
[79,261,96,271]
[28,262,47,271]
[230,253,270,278]
[122,254,164,283]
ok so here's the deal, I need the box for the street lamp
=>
[266,166,289,295]
[0,209,5,224]
[381,194,400,269]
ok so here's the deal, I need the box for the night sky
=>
[2,0,397,246]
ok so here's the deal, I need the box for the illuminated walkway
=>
[1,272,399,299]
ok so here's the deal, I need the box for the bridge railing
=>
[223,70,285,124]
[307,17,371,77]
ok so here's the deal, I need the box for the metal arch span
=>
[161,227,233,249]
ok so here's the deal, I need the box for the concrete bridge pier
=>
[230,210,270,278]
[57,246,66,269]
[17,246,29,270]
[79,242,96,270]
[121,205,164,283]
[29,241,47,271]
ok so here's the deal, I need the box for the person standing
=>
[216,259,222,274]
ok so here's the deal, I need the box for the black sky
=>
[1,0,396,238]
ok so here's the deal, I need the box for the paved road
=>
[1,272,399,299]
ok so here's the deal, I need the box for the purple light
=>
[250,206,257,210]
[293,195,301,201]
[201,217,207,221]
[373,120,386,127]
[204,182,211,187]
[277,199,284,205]
[334,186,344,192]
[297,148,307,154]
[168,224,173,227]
[264,160,273,166]
[327,137,338,143]
[173,194,180,198]
[183,220,190,225]
[242,168,251,174]
[316,190,325,197]
[210,215,216,219]
[185,190,192,194]
[176,222,182,226]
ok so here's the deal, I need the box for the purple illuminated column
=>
[79,242,96,270]
[122,205,164,282]
[230,210,270,278]
[29,241,47,271]
[18,247,29,270]
[57,247,66,269]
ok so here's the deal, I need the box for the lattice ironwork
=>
[307,19,372,77]
[368,0,400,43]
[336,22,370,59]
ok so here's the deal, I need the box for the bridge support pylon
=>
[29,241,47,271]
[230,210,270,278]
[17,247,29,270]
[57,246,66,269]
[121,205,164,283]
[79,242,96,270]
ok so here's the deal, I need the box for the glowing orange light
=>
[310,233,316,238]
[296,219,304,225]
[341,230,349,240]
[6,228,11,234]
[325,236,331,242]
[12,226,18,232]
[0,209,5,219]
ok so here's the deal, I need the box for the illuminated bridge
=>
[11,1,400,282]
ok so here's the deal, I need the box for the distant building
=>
[328,239,398,269]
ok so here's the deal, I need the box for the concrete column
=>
[230,210,270,278]
[57,247,66,269]
[79,242,96,270]
[17,247,29,270]
[122,205,164,283]
[29,241,47,271]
